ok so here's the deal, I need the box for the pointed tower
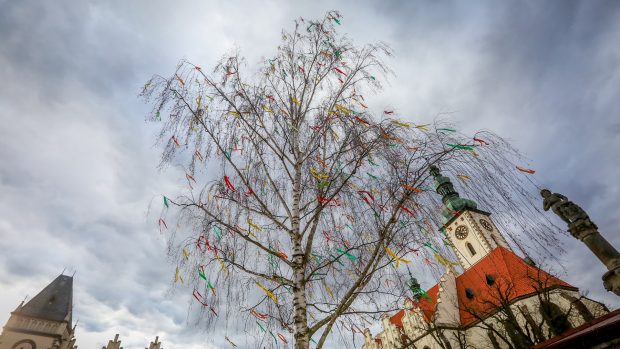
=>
[0,275,77,349]
[146,336,162,349]
[429,165,511,270]
[102,334,122,349]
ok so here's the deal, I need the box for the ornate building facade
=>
[362,166,610,349]
[0,275,163,349]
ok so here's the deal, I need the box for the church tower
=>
[430,165,511,270]
[0,275,77,349]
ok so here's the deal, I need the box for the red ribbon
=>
[400,206,416,217]
[358,190,375,204]
[473,137,489,145]
[317,196,341,206]
[224,176,236,192]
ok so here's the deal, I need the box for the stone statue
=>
[541,189,589,225]
[541,188,620,297]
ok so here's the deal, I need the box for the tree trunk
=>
[291,159,309,349]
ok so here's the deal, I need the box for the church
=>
[0,274,163,349]
[362,166,611,349]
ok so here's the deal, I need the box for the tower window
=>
[466,242,477,256]
[485,274,496,286]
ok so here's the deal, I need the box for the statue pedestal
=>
[603,261,620,297]
[542,189,620,298]
[569,219,620,297]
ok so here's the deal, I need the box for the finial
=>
[428,164,477,222]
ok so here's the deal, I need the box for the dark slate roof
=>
[18,274,73,323]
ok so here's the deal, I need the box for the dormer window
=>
[465,288,475,299]
[466,242,477,256]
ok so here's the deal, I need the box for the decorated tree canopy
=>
[141,11,561,349]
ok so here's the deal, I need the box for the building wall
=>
[0,314,75,349]
[362,288,608,349]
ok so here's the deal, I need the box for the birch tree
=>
[141,11,562,349]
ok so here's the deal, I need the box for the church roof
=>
[407,247,575,327]
[455,246,575,325]
[17,274,73,323]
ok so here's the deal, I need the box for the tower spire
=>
[429,165,478,222]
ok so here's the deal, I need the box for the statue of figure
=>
[541,189,590,225]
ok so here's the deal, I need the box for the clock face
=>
[455,225,469,240]
[479,219,493,231]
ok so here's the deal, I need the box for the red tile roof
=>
[409,247,575,327]
[413,284,439,322]
[389,309,405,327]
[456,247,575,325]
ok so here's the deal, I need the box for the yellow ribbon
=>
[434,252,458,272]
[335,104,352,114]
[391,120,411,128]
[385,247,411,268]
[256,281,279,304]
[175,267,184,284]
[415,124,429,132]
[330,129,340,140]
[248,219,263,232]
[215,254,229,274]
[183,248,190,260]
[291,97,301,105]
[323,280,335,300]
[262,104,273,113]
[310,168,329,180]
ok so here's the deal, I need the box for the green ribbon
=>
[213,226,222,240]
[437,128,456,133]
[423,242,438,253]
[256,321,267,332]
[331,255,345,266]
[336,248,357,261]
[447,143,474,151]
[312,253,323,263]
[317,181,329,188]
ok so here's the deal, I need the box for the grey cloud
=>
[1,1,619,348]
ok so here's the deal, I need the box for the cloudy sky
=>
[1,1,619,348]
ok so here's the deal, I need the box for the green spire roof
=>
[429,165,478,222]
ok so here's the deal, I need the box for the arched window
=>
[11,339,36,349]
[540,300,572,336]
[466,242,476,256]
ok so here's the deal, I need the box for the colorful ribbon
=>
[385,247,411,267]
[256,281,279,304]
[516,166,535,174]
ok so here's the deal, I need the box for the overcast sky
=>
[1,1,619,348]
